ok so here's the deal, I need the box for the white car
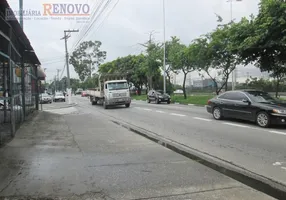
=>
[53,92,66,102]
[40,93,52,104]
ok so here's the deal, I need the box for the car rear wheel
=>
[213,107,223,120]
[167,100,170,104]
[256,111,270,128]
[125,103,130,108]
[147,98,150,103]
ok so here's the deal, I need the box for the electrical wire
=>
[60,64,66,79]
[42,60,65,65]
[70,0,112,52]
[69,0,101,37]
[70,0,107,52]
[87,0,119,38]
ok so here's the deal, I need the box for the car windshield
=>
[247,91,277,103]
[41,93,49,97]
[107,82,129,90]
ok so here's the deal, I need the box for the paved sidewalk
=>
[0,108,275,199]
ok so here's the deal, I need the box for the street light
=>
[227,0,242,90]
[163,0,166,94]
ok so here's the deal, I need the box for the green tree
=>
[99,54,149,95]
[168,40,197,99]
[228,0,286,96]
[140,33,162,90]
[70,41,106,81]
[208,21,237,93]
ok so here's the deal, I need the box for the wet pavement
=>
[0,103,275,199]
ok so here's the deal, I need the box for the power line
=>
[42,60,65,65]
[88,0,119,37]
[70,0,112,52]
[70,0,107,52]
[60,64,66,79]
[69,0,101,36]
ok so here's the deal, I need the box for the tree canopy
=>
[68,0,286,98]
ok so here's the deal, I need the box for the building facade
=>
[0,0,44,144]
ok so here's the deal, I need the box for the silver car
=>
[40,93,52,104]
[53,92,65,102]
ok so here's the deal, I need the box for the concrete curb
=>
[111,119,286,200]
[132,99,206,107]
[58,103,78,109]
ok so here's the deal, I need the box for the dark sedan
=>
[206,90,286,128]
[147,89,171,104]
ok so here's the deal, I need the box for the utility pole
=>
[61,29,79,89]
[61,29,79,104]
[162,0,166,94]
[54,75,56,93]
[56,69,61,92]
[19,0,23,28]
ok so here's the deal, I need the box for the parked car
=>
[147,89,171,104]
[53,92,65,102]
[40,93,52,104]
[81,91,88,97]
[206,90,286,128]
[75,88,83,95]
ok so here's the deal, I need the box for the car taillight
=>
[207,100,211,105]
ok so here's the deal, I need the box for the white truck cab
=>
[87,76,131,109]
[103,80,131,108]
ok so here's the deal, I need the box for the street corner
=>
[42,101,78,111]
[44,106,79,115]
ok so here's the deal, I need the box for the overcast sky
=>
[7,0,266,84]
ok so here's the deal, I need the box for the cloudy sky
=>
[7,0,266,84]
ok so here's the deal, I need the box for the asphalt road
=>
[0,101,274,199]
[74,96,286,187]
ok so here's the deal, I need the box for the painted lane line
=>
[193,117,212,122]
[156,110,165,113]
[269,131,286,136]
[273,162,282,166]
[170,113,186,117]
[222,122,250,128]
[143,108,152,111]
[281,167,286,170]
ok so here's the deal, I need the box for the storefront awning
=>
[37,67,46,80]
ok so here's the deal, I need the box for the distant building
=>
[193,80,203,88]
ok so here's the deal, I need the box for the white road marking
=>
[269,131,286,136]
[170,113,186,117]
[281,167,286,170]
[156,110,165,113]
[222,122,250,128]
[193,117,212,122]
[188,104,194,106]
[143,108,151,111]
[273,162,282,166]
